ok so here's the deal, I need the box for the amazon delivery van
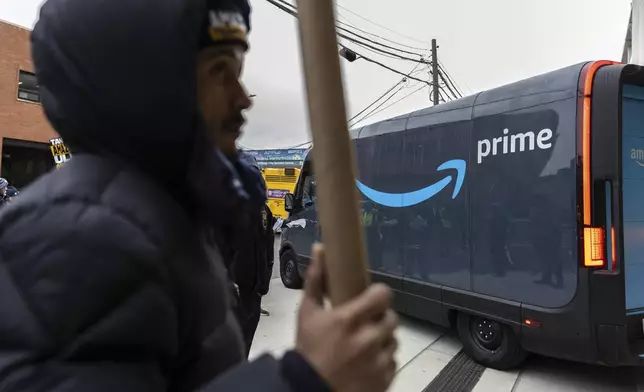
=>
[279,61,644,369]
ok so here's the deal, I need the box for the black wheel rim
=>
[470,317,503,351]
[284,259,295,284]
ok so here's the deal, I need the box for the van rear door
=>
[621,84,644,314]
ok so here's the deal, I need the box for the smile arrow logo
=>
[356,159,466,208]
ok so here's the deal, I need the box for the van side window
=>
[302,175,316,207]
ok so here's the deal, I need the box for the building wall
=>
[0,20,56,163]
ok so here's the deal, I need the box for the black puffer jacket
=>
[0,0,329,391]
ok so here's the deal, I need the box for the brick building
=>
[0,19,57,188]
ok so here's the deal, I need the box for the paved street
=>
[249,237,642,392]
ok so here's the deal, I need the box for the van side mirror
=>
[284,193,295,212]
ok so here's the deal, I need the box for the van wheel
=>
[280,249,303,289]
[457,312,527,370]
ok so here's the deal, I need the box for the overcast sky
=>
[0,0,632,149]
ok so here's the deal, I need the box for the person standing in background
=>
[0,178,9,208]
[260,200,275,317]
[233,150,276,355]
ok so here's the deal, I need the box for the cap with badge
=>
[201,0,251,50]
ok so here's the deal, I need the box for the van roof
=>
[352,62,588,140]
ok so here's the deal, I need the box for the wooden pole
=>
[295,0,370,305]
[431,39,440,105]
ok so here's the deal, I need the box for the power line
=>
[273,0,416,58]
[345,39,423,63]
[347,55,428,124]
[265,0,430,85]
[352,85,429,127]
[335,19,429,52]
[271,0,429,64]
[265,0,436,134]
[337,31,427,63]
[339,43,430,85]
[278,0,429,54]
[333,2,430,46]
[348,81,403,123]
[337,34,428,65]
[438,64,463,98]
[438,88,449,103]
[439,63,463,96]
[439,61,472,95]
[349,83,407,127]
[438,69,461,99]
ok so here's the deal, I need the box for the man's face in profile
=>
[196,44,252,157]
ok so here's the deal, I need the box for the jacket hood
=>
[32,0,265,221]
[32,0,206,180]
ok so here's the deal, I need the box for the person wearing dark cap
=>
[227,150,275,356]
[0,0,399,391]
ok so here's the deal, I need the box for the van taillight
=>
[584,227,606,267]
[611,227,617,270]
[580,61,618,269]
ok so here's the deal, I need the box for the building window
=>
[17,70,40,104]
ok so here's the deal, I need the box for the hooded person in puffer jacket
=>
[0,0,400,391]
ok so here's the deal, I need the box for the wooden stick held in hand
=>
[295,0,370,306]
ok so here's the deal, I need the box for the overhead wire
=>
[352,85,429,127]
[341,38,424,64]
[438,88,450,103]
[351,63,428,126]
[349,83,407,128]
[347,81,405,124]
[438,69,461,99]
[338,43,430,85]
[347,55,428,124]
[337,35,428,65]
[438,65,463,98]
[335,18,429,52]
[335,23,426,57]
[264,0,455,135]
[439,61,470,95]
[268,0,468,104]
[265,0,430,84]
[333,2,430,46]
[329,2,427,52]
[272,0,429,64]
[337,19,427,51]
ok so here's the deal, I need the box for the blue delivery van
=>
[280,61,644,369]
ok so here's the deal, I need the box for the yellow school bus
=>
[262,166,301,219]
[244,148,308,219]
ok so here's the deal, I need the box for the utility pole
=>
[431,39,440,106]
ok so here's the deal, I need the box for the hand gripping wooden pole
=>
[295,0,370,306]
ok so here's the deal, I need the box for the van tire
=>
[280,249,303,289]
[457,312,527,370]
